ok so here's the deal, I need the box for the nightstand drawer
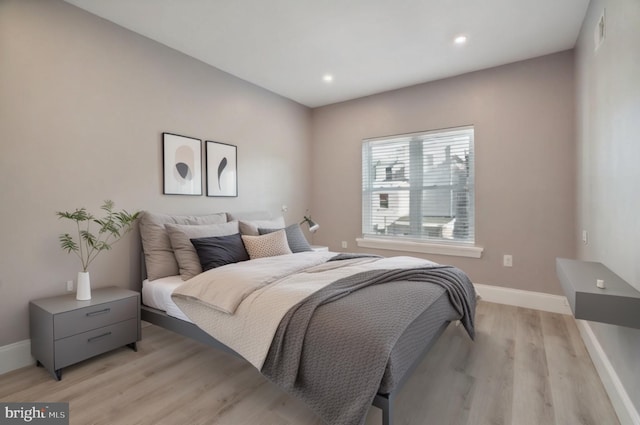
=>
[54,296,137,339]
[54,319,138,370]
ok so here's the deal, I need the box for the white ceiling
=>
[64,0,589,108]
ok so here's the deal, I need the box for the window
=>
[361,126,475,248]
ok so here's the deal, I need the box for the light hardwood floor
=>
[1,301,619,425]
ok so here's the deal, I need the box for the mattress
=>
[142,276,192,322]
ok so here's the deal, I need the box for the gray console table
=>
[29,287,141,380]
[556,258,640,329]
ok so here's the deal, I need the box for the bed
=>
[137,211,476,425]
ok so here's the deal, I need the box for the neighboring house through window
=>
[359,125,482,258]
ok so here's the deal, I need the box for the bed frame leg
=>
[382,401,394,425]
[375,394,394,425]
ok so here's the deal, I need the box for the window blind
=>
[362,126,475,244]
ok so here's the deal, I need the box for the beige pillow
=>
[139,211,227,281]
[239,216,285,236]
[166,221,239,280]
[241,230,292,259]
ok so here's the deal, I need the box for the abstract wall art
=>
[162,133,202,195]
[206,141,237,197]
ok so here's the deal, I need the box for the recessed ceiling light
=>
[454,35,468,45]
[323,74,333,83]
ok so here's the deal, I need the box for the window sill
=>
[355,237,483,258]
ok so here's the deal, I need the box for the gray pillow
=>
[190,233,249,271]
[139,211,228,281]
[259,223,312,253]
[165,221,239,280]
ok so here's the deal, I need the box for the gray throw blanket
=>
[261,265,476,425]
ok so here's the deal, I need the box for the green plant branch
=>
[85,228,131,270]
[79,217,88,271]
[77,221,83,270]
[57,201,139,273]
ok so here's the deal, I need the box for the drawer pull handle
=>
[88,332,112,343]
[86,308,111,317]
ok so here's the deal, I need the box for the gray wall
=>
[0,0,312,346]
[310,51,576,295]
[575,0,640,414]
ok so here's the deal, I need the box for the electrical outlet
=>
[341,241,348,249]
[503,255,513,267]
[66,280,74,292]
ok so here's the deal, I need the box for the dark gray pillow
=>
[190,233,249,271]
[258,223,312,253]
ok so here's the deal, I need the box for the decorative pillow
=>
[259,223,312,253]
[239,216,285,236]
[190,233,249,271]
[165,221,239,280]
[139,211,228,281]
[241,230,292,259]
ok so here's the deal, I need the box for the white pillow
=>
[241,230,292,259]
[239,216,285,236]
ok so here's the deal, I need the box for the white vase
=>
[76,271,91,300]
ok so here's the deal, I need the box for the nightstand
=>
[310,245,329,252]
[29,287,141,380]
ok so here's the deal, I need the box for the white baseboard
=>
[0,339,34,375]
[575,320,640,425]
[473,283,572,315]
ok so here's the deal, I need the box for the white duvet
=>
[171,251,436,369]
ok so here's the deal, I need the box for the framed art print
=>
[206,141,237,197]
[162,133,202,195]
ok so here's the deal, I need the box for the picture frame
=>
[206,141,237,197]
[162,133,202,196]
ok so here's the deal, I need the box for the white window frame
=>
[358,125,483,258]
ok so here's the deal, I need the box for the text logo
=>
[1,403,68,424]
